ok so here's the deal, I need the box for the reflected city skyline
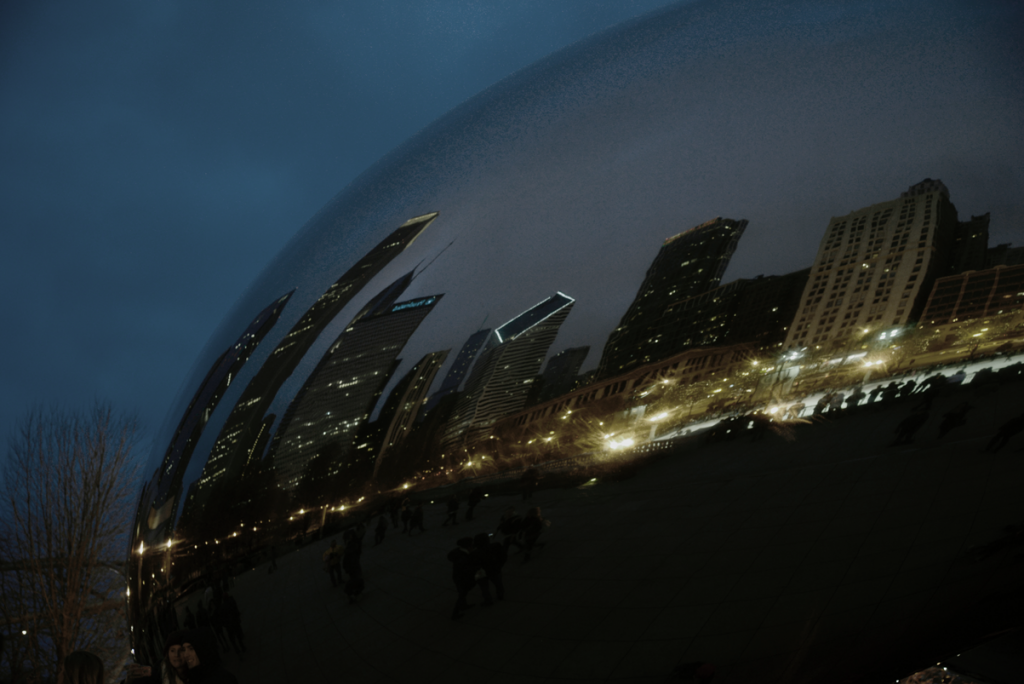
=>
[125,1,1024,680]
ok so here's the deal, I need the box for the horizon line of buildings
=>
[140,180,1023,535]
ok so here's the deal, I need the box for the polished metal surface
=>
[127,2,1024,681]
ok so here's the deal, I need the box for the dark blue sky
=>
[0,1,679,451]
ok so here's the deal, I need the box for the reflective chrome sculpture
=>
[128,1,1024,681]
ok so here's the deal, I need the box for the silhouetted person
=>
[466,486,483,520]
[409,503,426,535]
[521,507,549,562]
[181,628,238,684]
[442,494,460,526]
[521,467,541,500]
[447,537,479,619]
[938,402,973,439]
[892,408,929,445]
[183,606,197,630]
[474,532,507,602]
[220,592,246,654]
[324,539,343,587]
[881,382,901,403]
[846,386,866,409]
[749,411,771,441]
[374,515,387,546]
[342,529,364,603]
[208,598,230,652]
[898,379,917,399]
[812,394,829,416]
[195,602,211,630]
[984,411,1024,454]
[497,507,524,551]
[401,499,412,533]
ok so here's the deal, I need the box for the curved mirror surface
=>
[128,2,1024,682]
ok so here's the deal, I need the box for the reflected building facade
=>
[122,1,1024,679]
[443,293,575,447]
[142,292,292,534]
[185,215,437,511]
[270,281,443,495]
[785,180,960,349]
[597,217,747,378]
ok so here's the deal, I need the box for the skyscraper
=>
[370,349,450,480]
[421,327,491,414]
[536,346,590,404]
[785,180,959,349]
[443,293,575,447]
[597,217,747,378]
[660,269,809,353]
[271,288,443,492]
[141,291,292,534]
[188,213,436,504]
[948,213,990,275]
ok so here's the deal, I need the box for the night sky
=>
[2,0,1022,471]
[0,1,679,454]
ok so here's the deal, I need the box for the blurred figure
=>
[898,379,917,398]
[400,498,412,533]
[164,632,190,684]
[374,514,387,546]
[342,529,364,604]
[938,402,973,439]
[892,407,930,446]
[220,591,246,655]
[466,486,484,521]
[131,629,187,684]
[442,494,460,526]
[785,400,805,420]
[984,411,1024,454]
[880,382,901,403]
[60,650,103,684]
[521,467,541,500]
[409,503,426,535]
[208,598,230,652]
[324,539,343,587]
[521,507,550,562]
[474,532,507,602]
[497,507,524,551]
[182,628,238,684]
[846,386,866,409]
[447,537,479,619]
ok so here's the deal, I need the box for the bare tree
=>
[0,403,141,684]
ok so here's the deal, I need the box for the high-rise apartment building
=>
[537,346,591,404]
[271,288,443,492]
[189,214,436,504]
[370,349,449,480]
[443,293,575,447]
[661,268,809,353]
[948,213,990,275]
[597,217,746,378]
[143,291,292,533]
[784,180,958,350]
[421,328,491,414]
